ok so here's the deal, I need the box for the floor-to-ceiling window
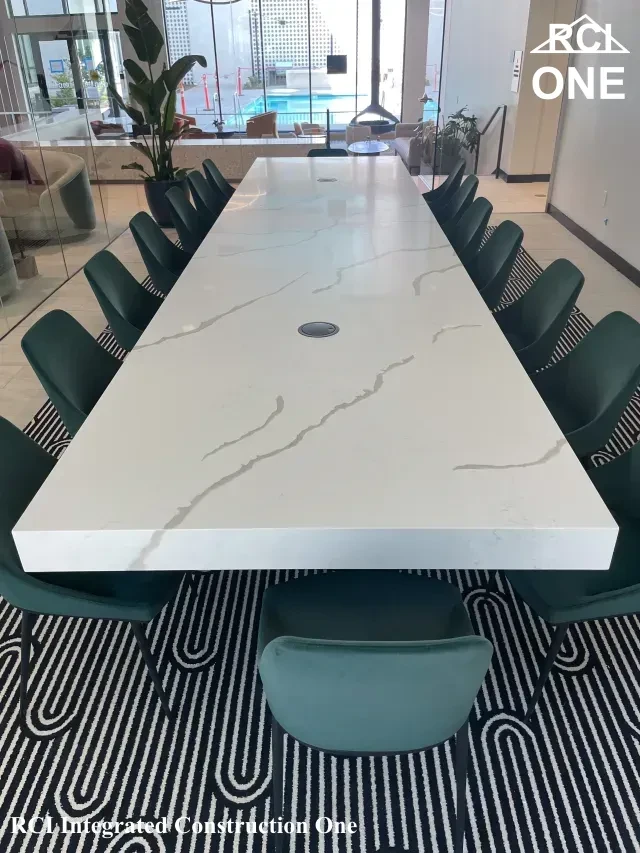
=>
[163,0,403,133]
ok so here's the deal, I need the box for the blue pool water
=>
[243,93,365,121]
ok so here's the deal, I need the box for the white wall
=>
[549,0,639,269]
[441,0,531,174]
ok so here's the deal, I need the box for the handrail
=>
[474,104,507,177]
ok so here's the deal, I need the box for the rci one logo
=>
[531,15,629,101]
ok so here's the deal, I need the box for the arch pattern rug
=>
[1,244,640,852]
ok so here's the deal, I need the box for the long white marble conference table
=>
[14,157,617,574]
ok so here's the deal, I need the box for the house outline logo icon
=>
[531,14,629,54]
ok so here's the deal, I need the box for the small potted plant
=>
[433,107,480,175]
[108,0,206,226]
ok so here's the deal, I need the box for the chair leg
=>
[486,572,499,596]
[454,719,469,853]
[20,610,35,725]
[129,621,174,721]
[271,714,284,853]
[525,623,569,720]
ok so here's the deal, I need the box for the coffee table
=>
[347,140,390,155]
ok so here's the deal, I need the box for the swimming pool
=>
[243,93,366,123]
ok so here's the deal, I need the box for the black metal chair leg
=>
[525,623,569,720]
[485,572,499,596]
[454,719,469,853]
[20,611,35,724]
[271,714,284,853]
[129,621,174,720]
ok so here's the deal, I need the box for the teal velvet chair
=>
[130,212,190,296]
[84,250,163,352]
[531,311,640,460]
[258,571,493,853]
[203,158,235,202]
[489,441,640,718]
[186,171,225,228]
[166,187,211,256]
[307,147,349,157]
[0,416,182,723]
[449,198,493,267]
[495,258,585,372]
[422,157,465,212]
[21,310,120,436]
[466,220,523,309]
[438,175,479,234]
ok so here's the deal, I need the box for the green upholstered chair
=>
[438,175,479,234]
[130,212,190,296]
[166,187,211,256]
[449,198,493,267]
[489,442,640,718]
[21,310,120,437]
[466,220,523,310]
[203,158,235,201]
[531,311,640,460]
[84,250,163,352]
[0,416,182,723]
[186,171,225,227]
[422,157,466,212]
[258,571,493,853]
[307,147,349,156]
[495,258,585,372]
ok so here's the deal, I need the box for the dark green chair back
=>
[203,158,234,201]
[439,175,479,233]
[450,197,493,267]
[533,311,640,459]
[0,418,56,601]
[84,251,162,352]
[166,187,211,256]
[186,171,224,227]
[21,310,120,436]
[495,258,584,372]
[307,148,349,157]
[590,441,640,522]
[423,157,466,210]
[261,634,492,754]
[129,212,190,296]
[468,220,523,309]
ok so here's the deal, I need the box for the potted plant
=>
[108,0,206,226]
[433,107,480,176]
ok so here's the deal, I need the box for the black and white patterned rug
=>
[1,243,640,852]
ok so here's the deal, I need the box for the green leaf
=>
[122,1,164,66]
[107,83,145,127]
[130,141,155,163]
[163,89,176,134]
[174,168,192,179]
[123,58,149,86]
[162,55,207,96]
[122,162,147,172]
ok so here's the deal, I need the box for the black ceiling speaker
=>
[350,0,399,134]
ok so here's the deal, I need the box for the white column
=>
[401,0,430,123]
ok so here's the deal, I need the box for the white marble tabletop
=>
[14,158,617,573]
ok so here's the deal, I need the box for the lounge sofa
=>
[393,121,434,175]
[2,149,96,242]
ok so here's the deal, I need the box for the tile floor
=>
[0,179,638,430]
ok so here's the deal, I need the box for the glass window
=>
[162,0,404,133]
[24,0,65,13]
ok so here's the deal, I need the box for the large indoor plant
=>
[108,0,206,226]
[434,107,480,176]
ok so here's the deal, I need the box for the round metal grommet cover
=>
[298,322,340,338]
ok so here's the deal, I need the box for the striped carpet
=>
[1,244,640,852]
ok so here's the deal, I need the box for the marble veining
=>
[13,158,618,573]
[453,438,568,471]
